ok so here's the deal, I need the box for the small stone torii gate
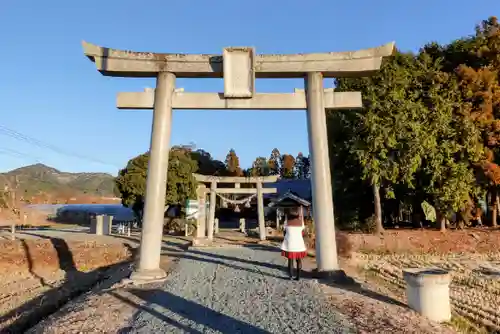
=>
[82,41,394,282]
[193,173,278,242]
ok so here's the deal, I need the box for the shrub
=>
[305,218,352,258]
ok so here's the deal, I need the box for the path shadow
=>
[115,288,271,333]
[336,282,408,308]
[20,239,50,287]
[109,234,191,253]
[0,235,133,333]
[161,248,285,280]
[304,270,408,309]
[241,244,280,252]
[186,246,406,308]
[110,292,203,334]
[186,248,285,272]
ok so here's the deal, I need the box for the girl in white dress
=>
[280,207,307,280]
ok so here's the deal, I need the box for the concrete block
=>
[102,215,113,235]
[90,215,104,235]
[403,268,451,322]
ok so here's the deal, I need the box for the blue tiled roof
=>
[263,179,311,200]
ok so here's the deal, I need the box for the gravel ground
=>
[126,246,356,334]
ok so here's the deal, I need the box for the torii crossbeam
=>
[83,41,395,283]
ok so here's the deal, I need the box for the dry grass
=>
[0,238,133,332]
[0,239,131,273]
[348,228,500,255]
[356,252,500,333]
[342,229,500,333]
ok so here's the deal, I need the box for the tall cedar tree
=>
[281,154,296,179]
[335,51,426,233]
[225,149,243,176]
[425,17,500,226]
[268,148,281,176]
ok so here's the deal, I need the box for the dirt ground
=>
[339,229,500,333]
[0,238,133,333]
[4,228,499,333]
[347,228,500,254]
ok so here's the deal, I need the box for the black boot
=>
[295,259,302,281]
[288,259,294,280]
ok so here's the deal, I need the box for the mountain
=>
[0,163,116,198]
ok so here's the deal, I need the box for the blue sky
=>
[0,1,498,175]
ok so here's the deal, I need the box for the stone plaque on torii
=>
[82,41,395,283]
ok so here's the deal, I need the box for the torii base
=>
[311,269,356,285]
[129,268,167,285]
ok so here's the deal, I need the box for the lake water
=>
[26,203,136,221]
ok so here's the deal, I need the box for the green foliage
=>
[189,149,226,175]
[330,17,500,229]
[115,147,198,221]
[249,157,270,176]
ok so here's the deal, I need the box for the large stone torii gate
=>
[83,41,395,282]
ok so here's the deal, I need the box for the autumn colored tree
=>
[281,154,296,179]
[224,149,243,176]
[424,17,500,226]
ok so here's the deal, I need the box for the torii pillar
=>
[132,72,176,281]
[82,41,395,282]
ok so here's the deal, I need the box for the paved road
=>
[126,246,355,334]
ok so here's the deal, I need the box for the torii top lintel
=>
[82,41,395,79]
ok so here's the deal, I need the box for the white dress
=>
[280,223,307,252]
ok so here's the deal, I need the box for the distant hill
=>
[0,163,116,198]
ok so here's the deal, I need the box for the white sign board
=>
[185,199,209,219]
[223,47,255,98]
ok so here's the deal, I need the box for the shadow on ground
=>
[2,234,406,333]
[164,245,407,309]
[111,289,270,334]
[0,235,134,333]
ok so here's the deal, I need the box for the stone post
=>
[207,181,217,241]
[305,72,339,272]
[256,181,266,241]
[130,72,176,282]
[276,208,280,231]
[403,268,451,322]
[90,215,104,235]
[239,218,246,233]
[214,218,219,234]
[196,184,207,238]
[103,215,113,235]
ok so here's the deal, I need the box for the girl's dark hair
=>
[286,207,300,219]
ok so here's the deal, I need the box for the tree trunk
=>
[493,188,498,228]
[372,182,384,234]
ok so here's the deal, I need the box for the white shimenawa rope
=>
[216,193,256,205]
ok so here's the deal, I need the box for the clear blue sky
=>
[0,1,498,175]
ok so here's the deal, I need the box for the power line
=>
[0,147,42,163]
[0,124,120,168]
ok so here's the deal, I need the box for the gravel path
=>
[127,246,355,333]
